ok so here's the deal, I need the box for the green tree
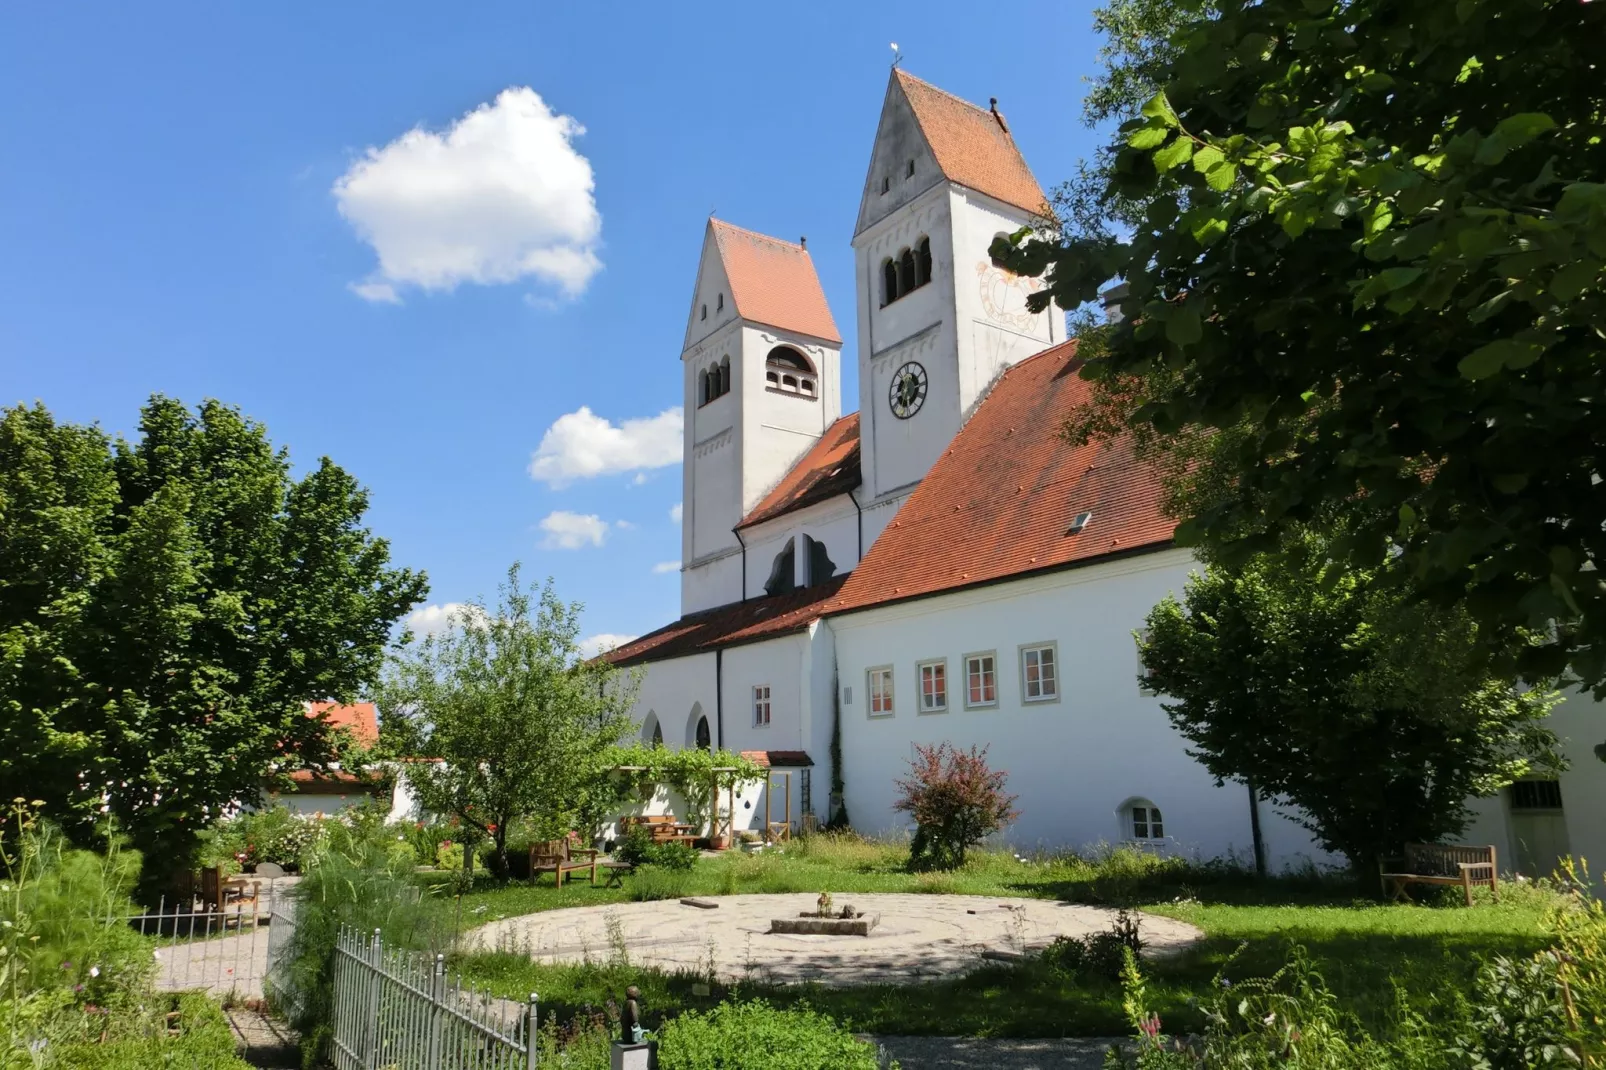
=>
[1139,535,1561,873]
[1003,0,1606,691]
[0,398,426,900]
[376,565,637,877]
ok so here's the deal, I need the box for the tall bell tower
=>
[679,219,843,615]
[850,70,1063,534]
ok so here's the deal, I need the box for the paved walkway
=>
[869,1036,1124,1069]
[468,892,1201,987]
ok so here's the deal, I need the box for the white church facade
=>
[606,69,1606,877]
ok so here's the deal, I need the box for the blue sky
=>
[0,1,1111,651]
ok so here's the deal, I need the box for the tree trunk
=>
[490,826,511,879]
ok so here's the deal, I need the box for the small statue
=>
[621,985,643,1044]
[817,891,833,919]
[841,904,858,919]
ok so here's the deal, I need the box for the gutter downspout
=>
[849,487,864,563]
[1247,779,1266,878]
[714,648,725,750]
[734,527,748,603]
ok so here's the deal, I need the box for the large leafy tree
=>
[376,566,637,877]
[1005,0,1606,690]
[1140,535,1560,873]
[0,399,426,899]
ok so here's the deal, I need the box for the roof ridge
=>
[710,218,809,253]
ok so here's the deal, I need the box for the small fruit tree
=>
[893,742,1020,870]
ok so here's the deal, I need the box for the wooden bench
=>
[623,814,697,846]
[1380,844,1499,906]
[529,839,599,888]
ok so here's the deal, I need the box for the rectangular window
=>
[919,660,947,712]
[868,667,895,717]
[964,653,997,708]
[1020,643,1058,702]
[1511,780,1563,810]
[752,685,771,727]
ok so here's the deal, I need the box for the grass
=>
[431,834,1562,1039]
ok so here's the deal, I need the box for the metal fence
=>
[132,896,293,998]
[330,926,538,1070]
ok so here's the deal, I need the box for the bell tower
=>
[850,70,1063,528]
[680,219,843,615]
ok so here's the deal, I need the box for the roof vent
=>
[1067,511,1093,535]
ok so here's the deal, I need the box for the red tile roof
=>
[894,70,1048,218]
[610,342,1172,667]
[739,750,814,769]
[823,341,1173,613]
[604,577,849,668]
[283,768,386,794]
[711,220,841,344]
[305,702,379,748]
[737,414,861,530]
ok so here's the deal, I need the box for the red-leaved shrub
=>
[892,742,1020,870]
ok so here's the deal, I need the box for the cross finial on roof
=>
[890,42,902,68]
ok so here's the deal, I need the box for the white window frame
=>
[1129,802,1165,842]
[1019,641,1060,704]
[917,659,948,713]
[867,666,895,718]
[752,685,771,727]
[963,651,998,709]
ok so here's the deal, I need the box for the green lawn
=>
[434,835,1559,1039]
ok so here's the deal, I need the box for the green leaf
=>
[1491,473,1529,494]
[1474,113,1557,166]
[1205,161,1238,192]
[1165,304,1203,346]
[1191,145,1225,174]
[1457,338,1546,380]
[1153,138,1195,172]
[1141,92,1179,128]
[1549,261,1598,303]
[1128,125,1170,150]
[1192,214,1229,244]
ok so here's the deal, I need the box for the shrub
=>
[1041,909,1142,982]
[657,999,888,1070]
[893,743,1019,870]
[615,827,697,871]
[1450,953,1575,1068]
[51,992,253,1070]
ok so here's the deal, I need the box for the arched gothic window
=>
[694,715,711,751]
[651,721,663,746]
[882,258,899,307]
[916,237,933,287]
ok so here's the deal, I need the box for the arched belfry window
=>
[720,355,731,396]
[881,259,899,307]
[917,237,933,287]
[898,248,916,296]
[699,369,710,406]
[765,346,817,399]
[882,239,933,308]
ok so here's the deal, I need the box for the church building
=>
[604,69,1606,875]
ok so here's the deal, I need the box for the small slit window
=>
[906,158,916,178]
[881,175,891,194]
[701,303,707,321]
[716,293,724,311]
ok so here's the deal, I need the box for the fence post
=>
[426,954,445,1070]
[364,928,383,1070]
[525,992,540,1070]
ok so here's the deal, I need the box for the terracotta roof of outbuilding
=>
[604,577,849,668]
[305,702,379,747]
[739,750,814,768]
[710,220,841,344]
[895,70,1048,218]
[737,414,862,530]
[820,340,1173,614]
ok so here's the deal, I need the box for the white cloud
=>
[669,502,683,524]
[333,86,602,303]
[405,602,485,637]
[652,561,681,574]
[578,633,638,659]
[527,407,683,487]
[538,510,611,550]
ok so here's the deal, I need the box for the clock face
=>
[888,362,928,420]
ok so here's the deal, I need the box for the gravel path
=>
[869,1035,1123,1069]
[467,892,1201,987]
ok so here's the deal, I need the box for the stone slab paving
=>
[867,1035,1124,1069]
[468,893,1201,987]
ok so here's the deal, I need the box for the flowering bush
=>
[892,743,1019,870]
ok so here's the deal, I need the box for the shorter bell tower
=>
[679,219,843,615]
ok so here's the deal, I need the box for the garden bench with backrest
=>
[623,814,698,846]
[529,839,600,888]
[1379,843,1499,906]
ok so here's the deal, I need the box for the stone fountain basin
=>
[768,914,879,936]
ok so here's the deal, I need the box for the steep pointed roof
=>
[738,413,861,530]
[893,70,1048,218]
[708,220,841,344]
